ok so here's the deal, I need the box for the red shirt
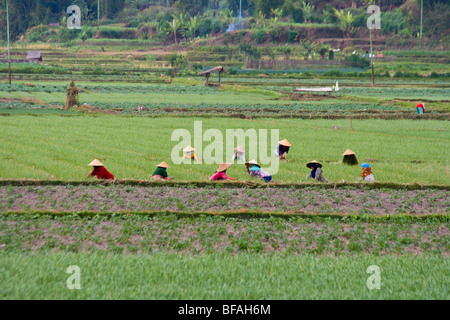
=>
[210,171,228,181]
[89,166,114,180]
[416,103,425,110]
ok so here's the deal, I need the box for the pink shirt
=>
[210,171,228,181]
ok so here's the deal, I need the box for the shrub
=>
[253,29,268,44]
[269,26,282,42]
[287,28,301,43]
[198,19,212,37]
[345,54,370,68]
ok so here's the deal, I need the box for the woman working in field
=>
[152,161,173,181]
[210,163,236,181]
[183,145,198,162]
[275,139,291,160]
[87,159,114,180]
[359,163,375,182]
[245,159,272,183]
[232,145,246,162]
[342,149,358,165]
[306,160,328,183]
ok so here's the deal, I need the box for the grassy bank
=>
[0,252,448,299]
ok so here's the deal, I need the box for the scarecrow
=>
[210,163,236,181]
[183,145,198,162]
[152,161,173,181]
[64,81,80,111]
[245,159,272,183]
[342,149,358,165]
[232,145,246,162]
[306,160,328,183]
[360,163,375,182]
[275,139,291,160]
[87,159,114,180]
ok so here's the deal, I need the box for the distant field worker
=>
[245,159,272,183]
[342,149,358,165]
[183,145,198,162]
[360,163,375,182]
[87,159,114,180]
[416,103,425,114]
[152,161,173,181]
[232,145,246,162]
[210,163,236,181]
[306,160,328,183]
[275,139,291,160]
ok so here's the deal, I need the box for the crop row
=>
[0,213,448,256]
[0,84,217,94]
[0,185,448,216]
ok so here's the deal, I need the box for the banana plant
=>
[333,9,355,38]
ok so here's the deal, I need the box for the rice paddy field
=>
[0,45,449,301]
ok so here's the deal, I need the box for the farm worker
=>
[342,149,358,165]
[87,159,114,180]
[152,161,173,181]
[245,159,272,183]
[359,163,375,183]
[416,103,425,114]
[210,163,236,181]
[306,160,328,183]
[275,139,291,160]
[232,145,246,162]
[183,145,198,162]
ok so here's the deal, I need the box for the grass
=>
[0,116,448,184]
[0,252,448,299]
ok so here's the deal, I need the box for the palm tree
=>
[219,9,234,26]
[302,1,315,24]
[168,13,187,44]
[186,15,202,40]
[333,9,355,38]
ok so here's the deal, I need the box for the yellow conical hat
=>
[342,149,355,156]
[245,159,260,167]
[183,145,195,152]
[234,145,245,153]
[88,159,104,166]
[279,139,291,147]
[156,161,170,168]
[306,160,322,168]
[217,162,232,172]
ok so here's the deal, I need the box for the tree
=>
[185,15,203,40]
[173,0,209,16]
[319,43,330,60]
[167,16,183,43]
[301,1,315,23]
[255,0,283,16]
[333,8,355,38]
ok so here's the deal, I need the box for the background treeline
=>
[0,0,448,44]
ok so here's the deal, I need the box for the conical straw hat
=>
[88,159,104,166]
[306,160,322,168]
[183,145,195,152]
[234,145,245,153]
[157,161,170,168]
[342,149,355,156]
[245,159,260,167]
[279,139,291,147]
[217,162,232,172]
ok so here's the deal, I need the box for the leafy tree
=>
[255,0,283,16]
[301,1,315,23]
[185,15,203,40]
[333,8,355,38]
[173,0,209,16]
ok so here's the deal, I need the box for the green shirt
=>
[152,167,168,178]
